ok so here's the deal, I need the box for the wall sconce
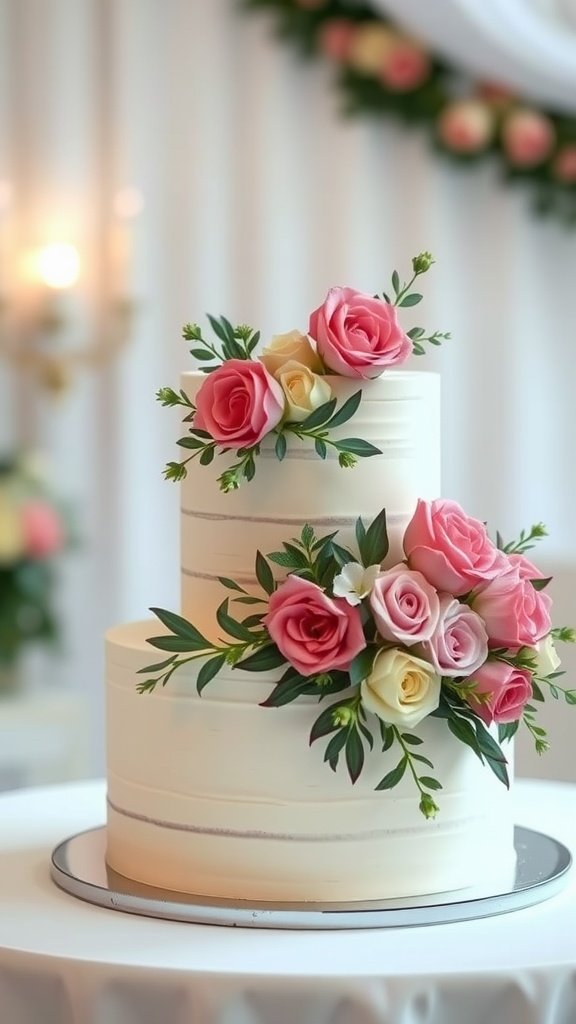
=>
[0,186,143,396]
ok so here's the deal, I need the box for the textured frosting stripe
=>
[107,796,479,842]
[181,567,257,585]
[181,509,407,526]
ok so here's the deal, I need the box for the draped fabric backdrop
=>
[0,0,575,778]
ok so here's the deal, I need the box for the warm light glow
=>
[36,243,80,289]
[114,187,144,220]
[0,180,12,214]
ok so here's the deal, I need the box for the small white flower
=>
[333,562,381,606]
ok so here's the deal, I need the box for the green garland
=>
[243,0,576,227]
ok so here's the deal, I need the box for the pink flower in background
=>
[318,19,355,62]
[264,575,365,676]
[403,498,508,596]
[501,110,555,168]
[369,565,440,645]
[308,287,411,379]
[380,41,430,92]
[471,565,552,650]
[463,660,533,725]
[21,501,63,559]
[194,359,284,449]
[553,145,576,184]
[419,595,488,678]
[438,100,494,154]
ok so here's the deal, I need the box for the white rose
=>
[333,562,381,606]
[534,634,561,677]
[276,360,332,423]
[361,648,441,729]
[260,331,322,376]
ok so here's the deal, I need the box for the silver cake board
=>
[50,825,571,930]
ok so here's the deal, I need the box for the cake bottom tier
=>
[106,622,516,903]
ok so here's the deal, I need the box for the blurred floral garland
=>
[0,456,74,679]
[243,0,576,226]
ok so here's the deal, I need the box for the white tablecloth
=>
[0,779,575,1024]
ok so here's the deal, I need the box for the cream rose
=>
[276,360,332,422]
[361,648,441,729]
[0,494,25,565]
[534,634,561,678]
[260,331,322,376]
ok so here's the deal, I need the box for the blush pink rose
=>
[380,42,430,92]
[419,595,488,678]
[21,501,63,559]
[507,552,545,582]
[501,110,555,168]
[318,19,355,62]
[264,575,365,677]
[438,100,493,154]
[308,287,412,379]
[369,564,440,645]
[471,566,552,650]
[463,660,532,725]
[403,499,508,597]
[194,359,284,448]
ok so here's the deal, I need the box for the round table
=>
[1,779,575,1024]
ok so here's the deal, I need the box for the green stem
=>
[393,270,419,306]
[391,725,425,795]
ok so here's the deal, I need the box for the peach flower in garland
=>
[379,39,430,93]
[318,19,356,63]
[553,145,576,184]
[438,99,494,155]
[193,359,284,449]
[264,575,365,677]
[309,287,412,379]
[501,109,555,168]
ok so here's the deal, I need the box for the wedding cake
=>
[106,257,567,902]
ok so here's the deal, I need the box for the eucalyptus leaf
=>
[345,728,365,784]
[215,599,255,642]
[399,293,423,307]
[237,644,286,672]
[349,647,376,687]
[255,550,275,595]
[335,439,381,457]
[275,432,287,462]
[137,656,176,675]
[150,607,209,649]
[376,755,408,790]
[197,653,226,694]
[299,397,338,431]
[325,390,362,430]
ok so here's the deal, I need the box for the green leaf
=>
[255,550,275,596]
[355,516,366,554]
[310,701,343,744]
[566,691,576,705]
[335,439,381,458]
[237,644,286,672]
[357,716,374,750]
[401,733,423,746]
[234,595,265,605]
[150,608,209,649]
[376,755,408,790]
[271,542,309,570]
[147,635,202,653]
[391,269,400,294]
[329,541,356,567]
[260,668,311,707]
[531,576,552,591]
[325,390,362,430]
[267,550,299,569]
[314,438,327,459]
[380,721,394,751]
[399,293,423,307]
[199,446,214,466]
[361,507,389,566]
[301,523,315,549]
[323,728,348,771]
[474,720,508,764]
[447,715,483,760]
[275,432,287,462]
[137,656,176,675]
[407,326,425,340]
[418,776,442,790]
[299,397,338,431]
[349,647,376,687]
[197,653,226,694]
[218,577,247,594]
[190,348,216,361]
[410,752,435,769]
[345,728,365,784]
[499,721,519,743]
[215,599,255,641]
[177,436,205,450]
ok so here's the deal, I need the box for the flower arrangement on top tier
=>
[140,499,575,819]
[157,253,450,492]
[0,455,73,675]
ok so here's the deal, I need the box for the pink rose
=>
[471,566,552,650]
[308,287,412,379]
[318,19,355,62]
[501,110,555,168]
[419,595,488,678]
[21,501,63,559]
[507,552,545,582]
[369,564,440,645]
[194,359,284,448]
[264,575,365,677]
[380,41,430,92]
[554,145,576,184]
[462,660,532,725]
[438,100,493,154]
[403,499,508,596]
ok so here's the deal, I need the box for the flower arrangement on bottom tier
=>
[140,498,575,818]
